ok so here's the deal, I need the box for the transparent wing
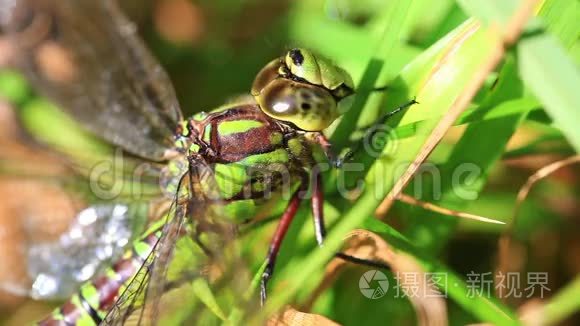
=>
[103,216,169,326]
[102,201,193,326]
[104,157,249,325]
[0,103,155,303]
[0,0,183,161]
[28,203,148,300]
[0,150,150,301]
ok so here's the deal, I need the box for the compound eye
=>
[284,48,355,100]
[256,78,298,116]
[256,78,337,131]
[251,59,283,97]
[284,48,322,86]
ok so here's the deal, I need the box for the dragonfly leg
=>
[310,169,392,271]
[313,132,341,168]
[332,98,419,167]
[260,181,307,306]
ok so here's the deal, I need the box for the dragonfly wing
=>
[104,157,248,325]
[27,202,148,300]
[0,0,183,161]
[145,156,241,325]
[102,203,186,326]
[0,107,149,301]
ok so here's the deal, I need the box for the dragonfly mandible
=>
[0,0,400,324]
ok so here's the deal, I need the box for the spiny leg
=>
[310,169,391,270]
[317,98,419,167]
[363,97,418,133]
[313,132,340,169]
[261,182,307,305]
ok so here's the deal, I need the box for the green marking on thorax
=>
[287,138,303,157]
[192,112,208,121]
[189,143,201,153]
[215,163,248,184]
[223,199,260,223]
[240,148,289,165]
[214,163,248,198]
[203,124,212,143]
[210,146,295,201]
[217,119,264,136]
[269,132,283,146]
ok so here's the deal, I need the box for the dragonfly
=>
[0,0,405,324]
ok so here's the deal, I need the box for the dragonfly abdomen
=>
[37,229,162,326]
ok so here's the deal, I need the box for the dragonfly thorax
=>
[162,104,325,223]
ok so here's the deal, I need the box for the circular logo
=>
[362,125,399,159]
[359,270,389,299]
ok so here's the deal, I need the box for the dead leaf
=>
[268,306,340,326]
[303,229,448,326]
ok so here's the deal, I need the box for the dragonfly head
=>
[251,48,354,131]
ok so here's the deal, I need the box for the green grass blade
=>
[403,55,529,253]
[517,33,580,152]
[330,0,416,147]
[456,0,519,28]
[542,276,580,325]
[458,0,580,152]
[538,0,580,49]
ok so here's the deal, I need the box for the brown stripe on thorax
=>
[205,105,290,163]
